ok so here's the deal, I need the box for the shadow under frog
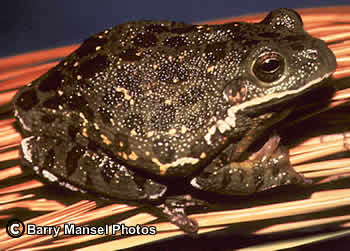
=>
[13,8,336,233]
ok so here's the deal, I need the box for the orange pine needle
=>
[0,45,79,73]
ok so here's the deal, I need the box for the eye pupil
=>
[261,58,280,73]
[253,52,285,84]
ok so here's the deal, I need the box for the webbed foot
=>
[157,194,208,234]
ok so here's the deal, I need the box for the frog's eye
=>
[252,52,285,84]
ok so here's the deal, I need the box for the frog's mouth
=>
[214,71,335,134]
[237,72,335,116]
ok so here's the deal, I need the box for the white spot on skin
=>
[147,131,154,138]
[82,128,88,137]
[152,157,199,175]
[60,182,80,192]
[217,120,230,134]
[116,87,132,100]
[101,134,112,145]
[207,66,214,73]
[225,116,235,127]
[42,170,58,182]
[148,183,167,200]
[20,136,35,163]
[181,125,187,134]
[128,152,138,160]
[130,129,137,136]
[98,156,109,168]
[190,178,201,189]
[33,166,39,173]
[223,91,229,102]
[93,123,100,130]
[15,113,32,131]
[79,113,88,126]
[168,128,177,136]
[204,125,216,145]
[148,191,166,200]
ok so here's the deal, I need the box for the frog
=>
[13,8,336,234]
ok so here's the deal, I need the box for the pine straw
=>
[0,6,350,250]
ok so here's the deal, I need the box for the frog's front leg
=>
[191,135,309,195]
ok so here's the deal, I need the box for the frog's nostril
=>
[306,49,318,60]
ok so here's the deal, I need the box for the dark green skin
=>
[13,9,336,233]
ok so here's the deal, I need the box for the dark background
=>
[2,0,350,58]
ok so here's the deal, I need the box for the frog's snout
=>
[326,46,337,72]
[315,39,337,73]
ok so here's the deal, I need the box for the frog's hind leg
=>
[20,136,203,233]
[191,135,310,196]
[19,136,167,201]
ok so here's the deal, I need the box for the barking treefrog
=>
[13,8,336,233]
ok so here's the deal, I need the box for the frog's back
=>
[15,20,250,176]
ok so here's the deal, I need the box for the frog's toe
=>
[249,134,281,162]
[253,139,311,191]
[168,212,198,234]
[255,149,311,192]
[157,195,208,234]
[161,210,199,234]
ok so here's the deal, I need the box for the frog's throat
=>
[205,71,334,145]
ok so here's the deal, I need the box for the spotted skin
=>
[13,9,336,233]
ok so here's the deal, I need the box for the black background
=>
[2,0,350,57]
